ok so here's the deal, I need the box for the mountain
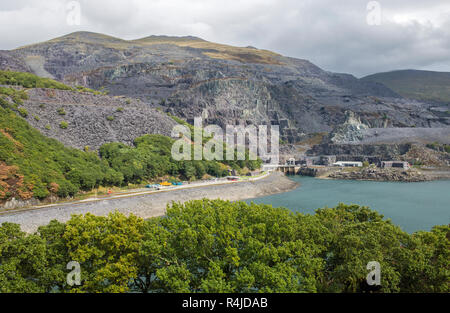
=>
[0,70,260,206]
[1,31,449,146]
[0,69,178,151]
[362,69,450,105]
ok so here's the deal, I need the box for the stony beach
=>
[0,172,299,233]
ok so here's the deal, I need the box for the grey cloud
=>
[0,0,449,77]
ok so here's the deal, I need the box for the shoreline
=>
[0,172,299,233]
[322,168,450,182]
[299,166,450,182]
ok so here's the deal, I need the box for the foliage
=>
[0,85,257,203]
[167,113,262,171]
[0,70,73,90]
[18,108,28,118]
[0,70,105,96]
[75,85,107,96]
[100,134,231,183]
[0,104,255,201]
[0,202,448,293]
[63,212,144,292]
[0,105,123,200]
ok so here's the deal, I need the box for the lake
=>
[246,176,450,233]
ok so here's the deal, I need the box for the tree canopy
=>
[0,201,448,293]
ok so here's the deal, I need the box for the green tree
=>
[0,223,49,292]
[63,212,144,293]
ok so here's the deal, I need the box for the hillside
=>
[362,70,450,105]
[0,71,259,206]
[3,31,448,146]
[0,69,178,150]
[0,100,255,206]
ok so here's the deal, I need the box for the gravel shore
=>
[0,172,298,233]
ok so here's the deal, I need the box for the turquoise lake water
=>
[246,176,450,233]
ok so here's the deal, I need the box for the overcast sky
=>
[1,0,449,77]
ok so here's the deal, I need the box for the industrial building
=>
[332,161,363,167]
[380,161,410,170]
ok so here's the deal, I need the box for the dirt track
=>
[0,172,299,233]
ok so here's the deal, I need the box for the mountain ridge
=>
[362,69,450,105]
[1,32,448,145]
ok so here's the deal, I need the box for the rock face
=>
[2,31,449,145]
[308,143,412,160]
[331,111,369,143]
[327,167,429,182]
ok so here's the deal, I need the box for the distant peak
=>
[132,35,206,43]
[50,31,127,43]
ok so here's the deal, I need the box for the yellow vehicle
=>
[160,181,172,186]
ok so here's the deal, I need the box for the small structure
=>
[333,161,363,167]
[287,158,296,165]
[320,155,337,166]
[297,156,316,167]
[381,161,410,170]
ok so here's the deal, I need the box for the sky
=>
[0,0,449,77]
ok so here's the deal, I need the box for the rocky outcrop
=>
[298,167,333,177]
[331,111,369,143]
[400,144,450,167]
[326,167,429,182]
[308,143,412,160]
[0,51,30,72]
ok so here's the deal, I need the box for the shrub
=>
[56,180,78,198]
[57,108,66,116]
[59,121,68,129]
[445,145,450,153]
[0,97,9,109]
[116,107,124,112]
[0,70,73,90]
[106,116,114,121]
[11,94,23,106]
[18,108,28,117]
[45,124,51,130]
